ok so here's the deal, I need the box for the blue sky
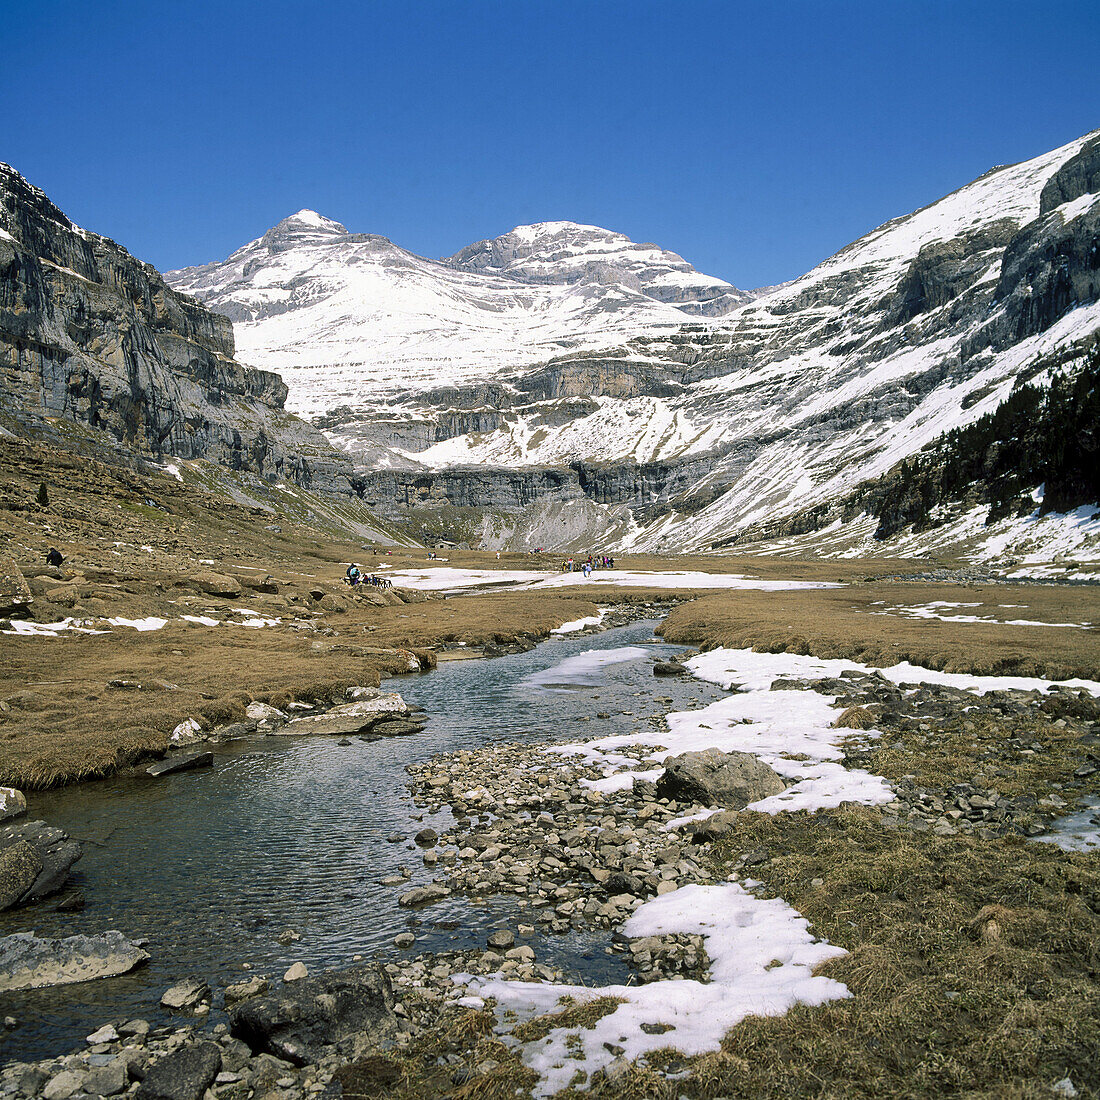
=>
[5,0,1098,288]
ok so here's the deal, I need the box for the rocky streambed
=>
[2,611,1098,1099]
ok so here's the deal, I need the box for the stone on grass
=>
[0,931,148,992]
[0,555,32,616]
[190,571,241,598]
[134,1042,221,1100]
[655,748,786,809]
[230,965,395,1065]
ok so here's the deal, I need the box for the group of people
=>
[345,564,393,590]
[560,554,615,578]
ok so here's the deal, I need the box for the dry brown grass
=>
[659,581,1100,681]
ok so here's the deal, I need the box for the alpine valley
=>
[3,128,1099,568]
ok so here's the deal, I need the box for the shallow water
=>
[1,620,729,1063]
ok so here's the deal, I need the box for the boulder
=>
[161,977,210,1010]
[0,818,82,901]
[0,787,27,822]
[653,660,689,677]
[230,965,395,1066]
[134,1042,221,1100]
[279,693,408,737]
[655,748,786,809]
[0,555,32,616]
[224,976,270,1004]
[145,752,214,778]
[190,571,241,598]
[0,841,42,910]
[397,885,450,907]
[0,931,149,992]
[168,719,204,747]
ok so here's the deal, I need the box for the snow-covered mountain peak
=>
[259,209,350,251]
[444,219,752,313]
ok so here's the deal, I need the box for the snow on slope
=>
[168,214,736,420]
[169,130,1100,555]
[444,220,753,314]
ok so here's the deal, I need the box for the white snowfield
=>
[379,566,842,592]
[2,611,283,637]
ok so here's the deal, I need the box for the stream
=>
[1,620,729,1064]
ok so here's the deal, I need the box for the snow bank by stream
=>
[467,882,849,1097]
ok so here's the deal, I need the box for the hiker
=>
[46,547,63,568]
[346,563,361,586]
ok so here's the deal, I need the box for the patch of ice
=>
[522,647,650,693]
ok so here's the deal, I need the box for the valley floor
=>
[1,439,1098,1098]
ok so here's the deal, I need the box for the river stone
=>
[42,1070,84,1100]
[653,660,689,677]
[655,748,786,808]
[230,965,395,1065]
[398,885,450,907]
[161,977,210,1010]
[146,752,214,778]
[0,931,149,992]
[0,819,82,901]
[0,787,26,822]
[83,1059,127,1097]
[280,694,408,737]
[134,1042,221,1100]
[0,841,42,910]
[224,976,270,1003]
[190,571,241,598]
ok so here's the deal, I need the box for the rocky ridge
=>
[0,166,356,500]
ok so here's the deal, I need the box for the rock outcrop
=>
[0,163,355,496]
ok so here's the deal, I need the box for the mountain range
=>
[166,128,1100,563]
[1,128,1097,566]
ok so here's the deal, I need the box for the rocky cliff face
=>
[0,165,354,494]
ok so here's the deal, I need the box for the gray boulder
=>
[280,693,408,737]
[0,787,26,822]
[145,752,214,778]
[134,1042,221,1100]
[0,819,82,902]
[655,748,786,809]
[0,931,149,992]
[0,840,42,910]
[0,555,32,616]
[161,977,210,1010]
[230,965,395,1065]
